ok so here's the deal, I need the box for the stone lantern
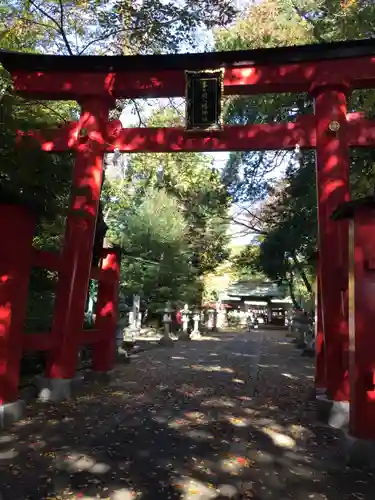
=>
[160,301,174,346]
[191,308,201,339]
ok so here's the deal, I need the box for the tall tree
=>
[214,0,375,300]
[2,0,236,56]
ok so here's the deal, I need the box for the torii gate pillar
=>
[313,85,350,425]
[40,98,111,401]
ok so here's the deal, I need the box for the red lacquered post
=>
[315,257,326,390]
[0,204,36,404]
[92,247,121,372]
[46,98,109,381]
[313,86,350,403]
[348,206,375,439]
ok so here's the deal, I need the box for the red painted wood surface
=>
[92,248,121,372]
[315,257,326,389]
[314,88,350,402]
[0,205,36,403]
[45,99,109,380]
[349,209,375,439]
[10,56,375,99]
[22,334,52,352]
[32,248,113,284]
[18,114,375,154]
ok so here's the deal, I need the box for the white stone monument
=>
[133,294,140,328]
[207,309,215,331]
[190,310,201,339]
[182,304,191,336]
[160,302,174,345]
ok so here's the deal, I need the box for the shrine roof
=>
[225,280,289,300]
[1,38,375,73]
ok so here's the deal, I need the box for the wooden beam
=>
[21,113,375,153]
[22,333,52,351]
[32,248,116,283]
[9,56,375,100]
[20,116,317,153]
[79,329,106,345]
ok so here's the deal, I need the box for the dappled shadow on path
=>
[0,330,373,500]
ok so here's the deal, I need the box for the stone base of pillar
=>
[190,331,201,340]
[37,376,83,402]
[37,369,115,402]
[0,400,26,429]
[316,395,350,430]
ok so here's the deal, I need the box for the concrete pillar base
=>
[37,376,84,402]
[190,331,201,340]
[316,395,349,430]
[0,400,26,429]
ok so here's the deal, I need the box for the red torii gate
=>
[1,39,375,436]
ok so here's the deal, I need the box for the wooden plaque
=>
[185,69,224,131]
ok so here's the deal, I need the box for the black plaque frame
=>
[185,68,224,132]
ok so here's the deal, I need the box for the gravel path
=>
[0,329,373,500]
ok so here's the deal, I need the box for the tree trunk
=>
[291,253,313,295]
[286,271,300,309]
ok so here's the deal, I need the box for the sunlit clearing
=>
[14,417,33,427]
[243,408,256,415]
[171,476,218,500]
[232,378,245,384]
[54,452,111,474]
[220,455,253,475]
[46,419,60,425]
[232,352,258,358]
[0,434,15,445]
[261,427,296,449]
[171,356,186,360]
[201,398,236,408]
[189,364,234,373]
[191,457,215,476]
[281,372,299,380]
[287,424,309,439]
[168,418,191,428]
[0,448,18,460]
[197,335,222,341]
[184,411,211,424]
[183,429,214,441]
[224,415,250,427]
[112,488,140,500]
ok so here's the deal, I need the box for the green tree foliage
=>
[110,188,197,310]
[214,0,375,303]
[102,109,230,309]
[2,0,236,56]
[1,0,234,326]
